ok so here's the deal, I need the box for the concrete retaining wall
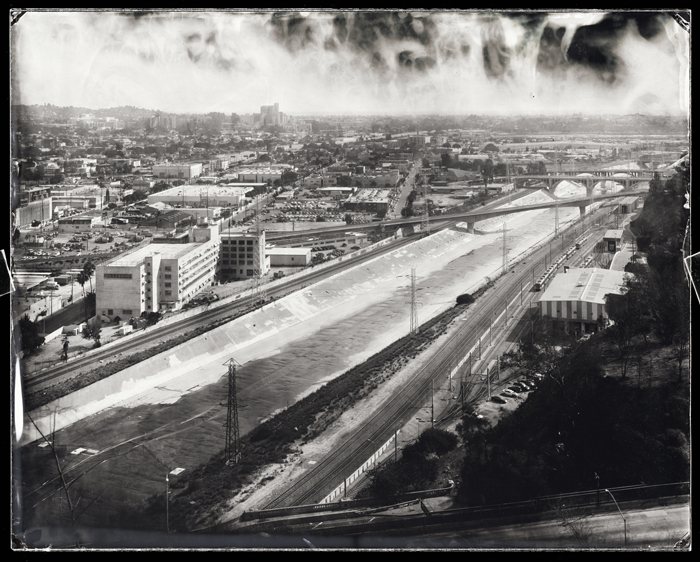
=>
[21,232,409,446]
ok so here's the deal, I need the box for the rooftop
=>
[107,242,200,266]
[539,267,630,305]
[603,229,624,239]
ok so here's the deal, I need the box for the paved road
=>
[397,500,690,550]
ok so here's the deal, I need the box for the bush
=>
[456,293,475,305]
[113,316,121,323]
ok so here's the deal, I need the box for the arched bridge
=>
[513,170,654,195]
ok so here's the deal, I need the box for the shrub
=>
[456,293,475,305]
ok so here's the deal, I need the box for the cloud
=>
[11,10,689,115]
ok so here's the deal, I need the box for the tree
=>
[82,323,102,348]
[604,293,636,378]
[146,311,162,326]
[82,261,95,293]
[19,315,45,356]
[482,159,494,188]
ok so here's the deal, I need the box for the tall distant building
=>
[258,102,289,127]
[149,114,178,130]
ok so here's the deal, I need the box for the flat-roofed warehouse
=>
[146,184,261,208]
[343,188,392,214]
[266,246,311,267]
[537,267,630,335]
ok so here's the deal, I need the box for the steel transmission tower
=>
[253,194,266,305]
[224,359,241,464]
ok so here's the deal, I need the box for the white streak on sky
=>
[11,10,689,116]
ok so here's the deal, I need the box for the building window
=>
[238,240,245,245]
[247,270,254,276]
[165,266,172,271]
[247,240,253,245]
[104,273,133,279]
[108,309,113,315]
[247,260,253,265]
[165,290,172,296]
[165,274,171,279]
[165,283,172,288]
[123,309,133,315]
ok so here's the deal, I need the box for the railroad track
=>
[23,234,421,390]
[261,214,593,509]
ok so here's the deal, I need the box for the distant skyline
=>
[11,10,690,117]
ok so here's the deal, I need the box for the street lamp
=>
[605,489,626,546]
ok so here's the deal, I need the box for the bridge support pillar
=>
[467,221,475,234]
[579,205,587,218]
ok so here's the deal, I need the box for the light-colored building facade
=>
[95,226,221,318]
[152,163,203,183]
[57,216,101,233]
[267,247,311,267]
[219,231,269,280]
[147,185,251,208]
[537,267,629,334]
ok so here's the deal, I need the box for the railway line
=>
[260,205,618,509]
[23,233,422,391]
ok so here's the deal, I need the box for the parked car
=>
[491,395,507,404]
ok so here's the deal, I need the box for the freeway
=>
[261,203,618,509]
[266,190,643,240]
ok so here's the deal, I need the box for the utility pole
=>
[431,379,434,428]
[421,181,430,235]
[554,200,560,237]
[165,471,170,533]
[253,194,266,306]
[486,366,491,399]
[408,265,418,334]
[224,359,241,464]
[502,222,508,275]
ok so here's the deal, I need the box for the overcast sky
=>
[10,10,690,116]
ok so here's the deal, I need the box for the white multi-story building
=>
[219,231,269,280]
[95,225,221,318]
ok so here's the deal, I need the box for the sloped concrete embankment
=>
[21,229,472,446]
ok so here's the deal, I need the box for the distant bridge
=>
[513,170,654,194]
[266,190,643,240]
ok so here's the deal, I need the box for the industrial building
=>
[219,231,269,280]
[266,247,311,267]
[152,163,203,183]
[57,215,101,233]
[537,267,630,335]
[147,184,253,208]
[343,189,392,214]
[603,229,624,252]
[95,225,220,318]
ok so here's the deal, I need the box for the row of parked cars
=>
[491,372,544,404]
